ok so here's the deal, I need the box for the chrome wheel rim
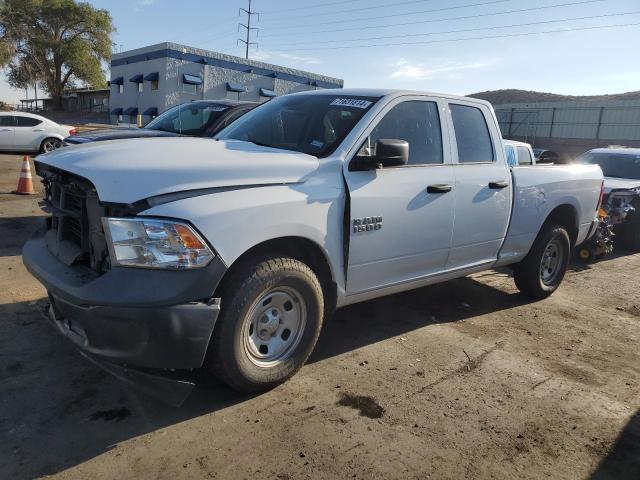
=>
[43,139,61,152]
[243,286,306,367]
[540,238,563,285]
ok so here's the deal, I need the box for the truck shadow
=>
[589,409,640,480]
[0,273,531,479]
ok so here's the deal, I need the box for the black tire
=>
[206,256,324,393]
[513,224,571,299]
[621,215,640,252]
[40,137,62,153]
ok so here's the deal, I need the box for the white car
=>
[0,111,76,153]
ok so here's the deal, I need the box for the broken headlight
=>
[103,218,214,269]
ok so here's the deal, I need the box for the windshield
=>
[216,94,380,157]
[146,102,231,135]
[577,151,640,180]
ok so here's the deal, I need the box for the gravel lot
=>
[0,152,638,480]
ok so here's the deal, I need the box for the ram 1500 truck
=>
[23,89,604,402]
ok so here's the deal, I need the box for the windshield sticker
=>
[310,140,324,148]
[330,98,373,109]
[204,106,229,112]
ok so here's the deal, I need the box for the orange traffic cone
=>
[13,156,36,195]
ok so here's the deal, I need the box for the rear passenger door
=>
[344,97,456,294]
[445,102,512,269]
[14,116,44,150]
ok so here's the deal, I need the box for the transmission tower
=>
[237,0,259,59]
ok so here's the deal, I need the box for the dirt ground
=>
[0,152,638,480]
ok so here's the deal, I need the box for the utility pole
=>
[238,0,259,59]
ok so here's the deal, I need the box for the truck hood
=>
[36,137,320,204]
[603,177,640,193]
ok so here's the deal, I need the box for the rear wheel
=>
[514,224,571,299]
[206,256,324,393]
[40,137,62,153]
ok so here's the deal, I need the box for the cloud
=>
[390,59,490,81]
[252,50,322,66]
[135,0,156,9]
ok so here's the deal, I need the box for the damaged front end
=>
[23,162,227,406]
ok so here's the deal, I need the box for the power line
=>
[260,0,439,23]
[259,0,605,38]
[279,21,640,51]
[260,11,640,47]
[261,0,370,15]
[262,0,514,31]
[237,0,260,59]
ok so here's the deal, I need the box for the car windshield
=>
[577,152,640,180]
[145,103,231,135]
[216,94,380,157]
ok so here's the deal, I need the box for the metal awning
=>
[143,107,158,116]
[144,72,159,81]
[227,82,247,93]
[111,108,123,115]
[124,107,138,116]
[183,74,203,85]
[129,74,143,83]
[111,77,124,85]
[259,88,276,98]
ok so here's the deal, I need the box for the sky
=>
[2,0,640,104]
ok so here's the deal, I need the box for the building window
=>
[151,80,158,90]
[183,83,197,94]
[137,82,143,93]
[118,84,123,94]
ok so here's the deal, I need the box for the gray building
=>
[109,42,344,124]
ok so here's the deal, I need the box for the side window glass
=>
[358,101,443,165]
[15,117,42,127]
[450,104,494,163]
[0,116,15,126]
[516,146,533,165]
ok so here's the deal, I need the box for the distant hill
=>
[467,89,640,106]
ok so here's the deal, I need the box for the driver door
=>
[344,98,456,295]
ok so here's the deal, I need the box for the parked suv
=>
[23,89,603,404]
[63,100,257,145]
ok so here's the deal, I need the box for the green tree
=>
[0,0,114,109]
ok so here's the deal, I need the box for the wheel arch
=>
[214,236,337,313]
[543,203,579,246]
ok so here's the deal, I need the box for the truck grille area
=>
[37,164,111,274]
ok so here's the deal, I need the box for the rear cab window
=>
[449,104,495,163]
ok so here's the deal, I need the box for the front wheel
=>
[206,256,324,393]
[514,224,571,299]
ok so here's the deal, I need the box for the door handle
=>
[427,184,453,194]
[489,180,509,189]
[0,129,11,132]
[33,129,44,132]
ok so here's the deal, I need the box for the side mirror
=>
[352,139,409,171]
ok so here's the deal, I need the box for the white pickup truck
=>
[23,89,603,401]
